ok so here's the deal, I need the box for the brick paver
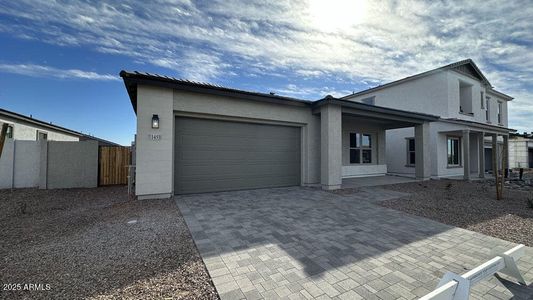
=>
[176,187,533,299]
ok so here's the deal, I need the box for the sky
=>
[0,0,532,145]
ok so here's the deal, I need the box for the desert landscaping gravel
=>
[380,179,533,247]
[0,187,218,300]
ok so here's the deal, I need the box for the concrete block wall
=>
[0,140,98,189]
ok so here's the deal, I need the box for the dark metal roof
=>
[120,70,440,124]
[342,59,512,100]
[120,71,312,113]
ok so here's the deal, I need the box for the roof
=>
[0,108,83,137]
[341,59,513,100]
[120,71,312,113]
[0,108,121,145]
[120,70,440,123]
[441,118,516,133]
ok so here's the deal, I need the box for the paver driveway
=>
[176,187,533,300]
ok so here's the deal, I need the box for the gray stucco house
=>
[121,72,439,199]
[121,59,513,199]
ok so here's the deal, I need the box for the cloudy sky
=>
[0,0,532,144]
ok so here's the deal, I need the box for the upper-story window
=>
[498,101,503,124]
[360,96,375,105]
[37,131,48,140]
[459,81,473,115]
[485,97,490,122]
[6,124,14,139]
[480,92,484,109]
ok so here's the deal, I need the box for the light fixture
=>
[151,114,159,129]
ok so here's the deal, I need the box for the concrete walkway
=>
[176,187,533,300]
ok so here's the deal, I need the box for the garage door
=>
[174,117,301,194]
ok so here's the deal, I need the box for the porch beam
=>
[463,129,471,180]
[415,122,431,180]
[320,104,342,190]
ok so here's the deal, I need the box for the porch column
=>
[463,129,470,180]
[503,134,509,177]
[320,104,342,190]
[415,122,431,180]
[492,134,499,176]
[478,132,485,178]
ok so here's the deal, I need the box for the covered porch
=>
[312,97,439,190]
[438,119,512,180]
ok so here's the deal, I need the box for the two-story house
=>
[343,59,513,179]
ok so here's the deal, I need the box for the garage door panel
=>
[175,117,301,194]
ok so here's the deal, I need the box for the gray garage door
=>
[174,117,301,194]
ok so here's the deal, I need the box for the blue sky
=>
[1,0,532,145]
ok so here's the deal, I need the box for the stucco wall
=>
[0,117,80,141]
[46,140,98,189]
[13,140,41,188]
[386,127,416,176]
[345,71,449,117]
[509,138,531,168]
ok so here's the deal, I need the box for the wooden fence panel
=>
[99,146,131,186]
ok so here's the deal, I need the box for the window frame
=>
[480,91,484,109]
[36,130,48,140]
[6,124,14,139]
[406,137,415,167]
[349,132,373,164]
[447,136,462,167]
[485,97,491,122]
[497,101,503,124]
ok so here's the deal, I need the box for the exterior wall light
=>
[151,114,159,129]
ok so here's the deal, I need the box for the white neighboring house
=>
[343,59,513,179]
[0,108,81,141]
[509,132,533,169]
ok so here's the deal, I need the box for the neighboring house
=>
[509,132,533,169]
[1,108,81,141]
[343,59,513,179]
[121,71,438,199]
[0,108,119,145]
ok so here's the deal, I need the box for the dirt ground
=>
[0,187,218,300]
[381,179,533,247]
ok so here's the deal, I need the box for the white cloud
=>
[0,63,119,81]
[0,0,532,128]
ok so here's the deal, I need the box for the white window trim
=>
[349,132,373,164]
[485,97,491,123]
[36,130,48,140]
[497,101,503,125]
[447,136,462,167]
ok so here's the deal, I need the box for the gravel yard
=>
[0,187,218,300]
[380,179,533,247]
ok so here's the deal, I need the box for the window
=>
[485,97,490,122]
[6,124,13,139]
[360,96,375,105]
[497,102,503,124]
[407,138,415,166]
[459,81,473,114]
[447,137,461,166]
[37,131,48,140]
[480,92,484,109]
[349,133,372,164]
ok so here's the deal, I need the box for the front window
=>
[498,102,503,124]
[350,133,372,164]
[459,81,473,114]
[480,92,484,109]
[447,137,461,166]
[407,138,415,166]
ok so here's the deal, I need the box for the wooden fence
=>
[99,146,131,186]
